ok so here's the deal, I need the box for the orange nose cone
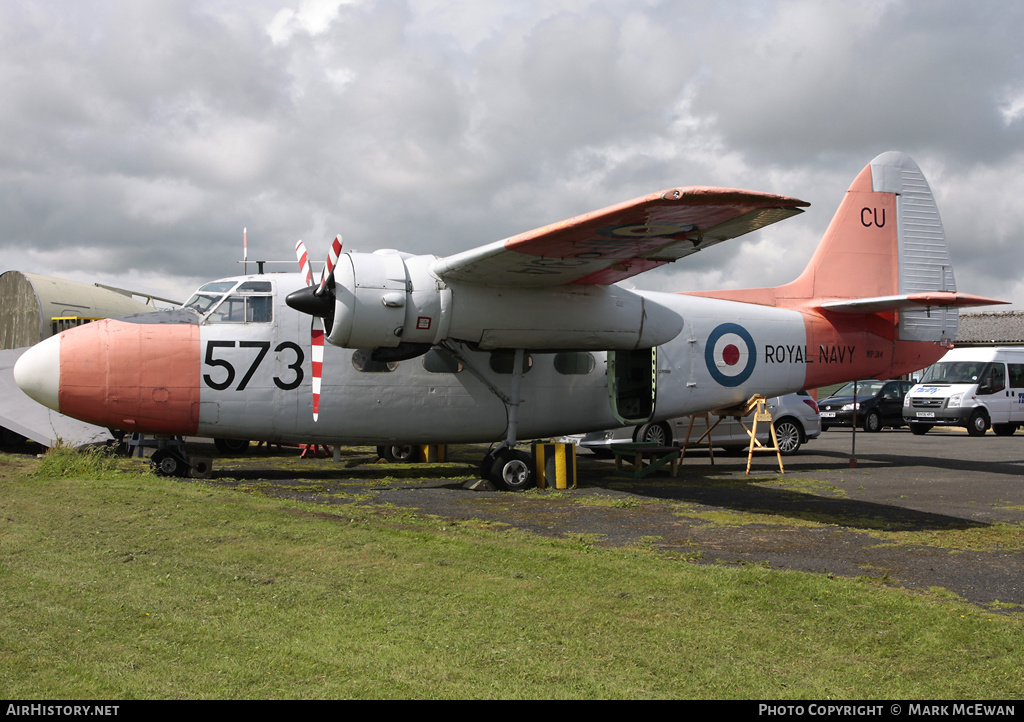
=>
[52,318,201,435]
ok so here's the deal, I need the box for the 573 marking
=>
[203,341,305,391]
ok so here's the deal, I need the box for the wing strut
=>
[489,347,532,491]
[438,341,533,491]
[504,348,525,450]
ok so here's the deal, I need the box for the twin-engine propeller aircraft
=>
[14,152,1006,488]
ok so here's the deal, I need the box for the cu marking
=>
[704,323,757,387]
[861,207,886,228]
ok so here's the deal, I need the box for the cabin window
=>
[554,352,595,375]
[352,349,398,372]
[488,350,534,374]
[423,349,463,374]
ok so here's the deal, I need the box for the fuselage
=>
[14,270,947,446]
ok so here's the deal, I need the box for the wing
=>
[432,187,809,287]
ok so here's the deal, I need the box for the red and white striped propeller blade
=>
[317,235,343,297]
[293,236,342,422]
[295,239,314,287]
[310,325,324,422]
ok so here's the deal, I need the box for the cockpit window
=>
[184,293,222,314]
[236,281,272,293]
[198,281,237,294]
[184,280,274,324]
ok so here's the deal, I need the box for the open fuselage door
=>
[608,347,658,425]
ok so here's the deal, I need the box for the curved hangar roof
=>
[0,271,158,350]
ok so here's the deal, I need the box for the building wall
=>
[955,310,1024,347]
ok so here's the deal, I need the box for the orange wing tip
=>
[661,186,810,208]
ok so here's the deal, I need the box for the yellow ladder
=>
[741,395,784,475]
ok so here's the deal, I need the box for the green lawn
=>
[1,450,1021,699]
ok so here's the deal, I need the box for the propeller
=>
[292,235,343,421]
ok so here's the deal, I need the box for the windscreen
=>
[831,381,884,397]
[919,362,988,385]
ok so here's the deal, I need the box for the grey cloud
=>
[690,0,1024,168]
[0,0,1020,309]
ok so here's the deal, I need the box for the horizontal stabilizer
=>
[818,292,1008,314]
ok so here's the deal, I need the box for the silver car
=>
[574,391,822,456]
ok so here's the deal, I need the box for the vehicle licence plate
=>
[821,412,836,418]
[916,411,935,418]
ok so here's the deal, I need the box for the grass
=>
[1,449,1023,699]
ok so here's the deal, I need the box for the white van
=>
[903,347,1024,436]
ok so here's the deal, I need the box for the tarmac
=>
[180,425,1024,611]
[277,426,1024,611]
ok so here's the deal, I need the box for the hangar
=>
[0,271,163,349]
[954,310,1024,348]
[0,271,174,446]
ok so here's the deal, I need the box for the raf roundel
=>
[704,323,757,387]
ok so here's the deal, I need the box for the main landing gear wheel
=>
[150,449,188,477]
[482,448,535,491]
[377,445,416,463]
[214,438,250,454]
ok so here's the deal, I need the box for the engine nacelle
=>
[326,251,683,351]
[328,251,432,349]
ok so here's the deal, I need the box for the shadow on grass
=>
[190,441,988,535]
[572,452,988,533]
[609,474,985,532]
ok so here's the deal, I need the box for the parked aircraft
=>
[14,152,1005,488]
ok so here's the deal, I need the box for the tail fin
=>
[688,152,1006,382]
[777,151,1002,344]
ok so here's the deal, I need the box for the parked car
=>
[903,347,1024,436]
[574,391,821,456]
[818,379,914,432]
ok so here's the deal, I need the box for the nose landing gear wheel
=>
[150,449,188,477]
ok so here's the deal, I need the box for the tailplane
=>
[688,152,1006,381]
[780,151,995,344]
[697,152,1005,344]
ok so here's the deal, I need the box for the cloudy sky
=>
[2,0,1022,310]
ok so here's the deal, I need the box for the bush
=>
[32,442,136,479]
